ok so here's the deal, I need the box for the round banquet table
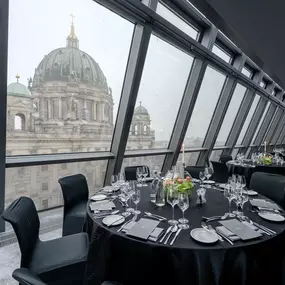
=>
[84,185,285,285]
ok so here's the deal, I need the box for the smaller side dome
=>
[134,102,149,116]
[8,75,32,97]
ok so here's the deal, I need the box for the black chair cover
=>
[13,268,122,285]
[124,165,150,181]
[211,161,229,183]
[184,166,205,179]
[58,174,89,236]
[220,154,233,164]
[2,197,89,285]
[250,172,285,209]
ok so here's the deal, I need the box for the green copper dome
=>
[7,80,32,97]
[32,22,108,91]
[134,103,149,116]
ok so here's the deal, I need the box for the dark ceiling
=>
[189,0,285,89]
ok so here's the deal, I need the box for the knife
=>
[170,228,182,245]
[108,216,124,227]
[159,226,172,243]
[201,223,223,242]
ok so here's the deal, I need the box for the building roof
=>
[134,103,149,116]
[7,77,32,97]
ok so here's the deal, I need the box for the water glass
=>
[126,181,135,212]
[142,166,148,186]
[224,184,235,217]
[136,167,143,186]
[178,193,189,229]
[132,188,141,215]
[111,174,118,198]
[237,175,246,189]
[199,171,205,185]
[167,186,179,225]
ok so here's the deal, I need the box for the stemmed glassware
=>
[120,184,132,217]
[111,174,118,198]
[199,171,205,185]
[224,183,235,217]
[126,181,135,213]
[136,167,143,187]
[167,185,179,225]
[204,167,212,188]
[142,166,148,186]
[178,193,189,229]
[237,175,246,190]
[235,189,248,219]
[132,187,141,215]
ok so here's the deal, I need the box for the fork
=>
[201,222,223,241]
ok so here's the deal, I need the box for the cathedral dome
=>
[134,103,149,116]
[8,75,32,97]
[32,20,108,91]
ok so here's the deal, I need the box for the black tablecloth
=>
[84,185,285,285]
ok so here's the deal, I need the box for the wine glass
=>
[111,174,118,198]
[142,166,148,186]
[167,185,179,225]
[199,171,205,185]
[136,167,143,187]
[126,181,135,213]
[178,193,189,229]
[204,167,212,188]
[132,188,141,215]
[224,183,235,217]
[237,175,246,190]
[120,184,132,217]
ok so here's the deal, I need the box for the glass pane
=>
[264,107,278,141]
[122,155,165,175]
[212,44,232,63]
[215,84,247,146]
[5,160,108,210]
[241,67,252,78]
[7,0,134,155]
[178,152,200,166]
[210,149,223,162]
[184,66,226,147]
[126,35,193,150]
[156,3,199,40]
[236,95,260,144]
[231,148,239,159]
[260,81,266,88]
[251,101,271,144]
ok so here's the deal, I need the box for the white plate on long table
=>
[91,194,107,201]
[190,228,218,244]
[258,212,285,222]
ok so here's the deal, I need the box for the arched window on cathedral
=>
[143,125,147,135]
[14,114,25,130]
[134,124,138,135]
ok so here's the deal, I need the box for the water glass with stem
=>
[237,175,246,190]
[199,171,205,185]
[126,181,135,213]
[224,183,235,217]
[142,166,148,186]
[167,185,179,225]
[132,187,141,215]
[111,174,118,198]
[178,192,189,229]
[136,167,143,187]
[120,184,132,217]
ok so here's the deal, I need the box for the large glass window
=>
[184,66,226,148]
[236,95,260,144]
[241,67,253,78]
[156,2,199,40]
[5,160,108,210]
[126,35,193,150]
[263,107,278,141]
[212,44,232,63]
[215,84,247,146]
[210,149,223,162]
[7,0,134,155]
[251,101,271,144]
[178,152,200,166]
[122,155,165,175]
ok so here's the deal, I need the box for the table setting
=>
[84,167,285,285]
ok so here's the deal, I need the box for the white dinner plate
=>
[190,228,218,244]
[102,215,125,227]
[258,212,285,222]
[101,186,121,193]
[91,194,107,201]
[246,190,258,196]
[203,180,215,184]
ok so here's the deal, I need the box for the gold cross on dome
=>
[70,13,75,25]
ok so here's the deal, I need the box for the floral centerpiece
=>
[259,154,273,165]
[163,176,194,196]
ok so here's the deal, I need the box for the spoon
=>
[164,224,178,245]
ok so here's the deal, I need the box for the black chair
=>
[250,172,285,209]
[124,165,150,181]
[211,161,229,183]
[2,197,89,285]
[58,174,89,236]
[12,268,122,285]
[254,165,285,176]
[184,166,205,179]
[219,154,232,164]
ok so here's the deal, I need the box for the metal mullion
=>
[265,109,284,143]
[104,24,152,185]
[240,97,268,154]
[273,122,285,146]
[0,0,8,232]
[162,57,207,173]
[271,114,285,145]
[223,89,255,155]
[196,76,237,166]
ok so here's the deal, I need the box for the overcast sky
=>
[8,0,234,143]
